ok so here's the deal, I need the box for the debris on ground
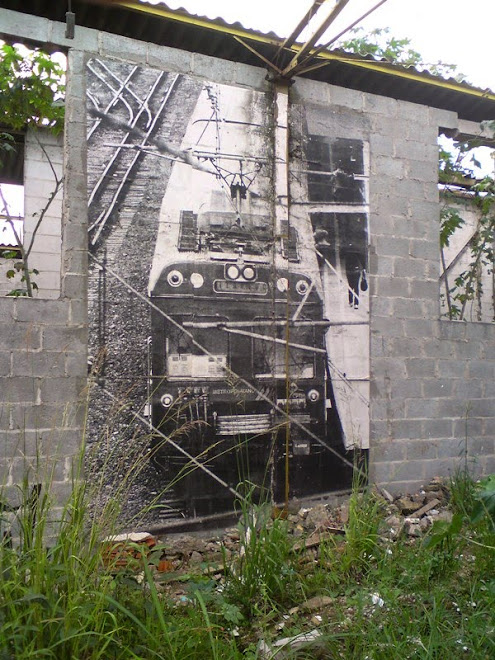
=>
[112,476,453,589]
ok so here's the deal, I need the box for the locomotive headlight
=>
[307,389,320,402]
[242,265,256,281]
[296,279,309,295]
[277,277,289,292]
[161,393,174,408]
[190,272,204,289]
[226,264,240,280]
[167,270,183,287]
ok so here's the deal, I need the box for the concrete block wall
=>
[23,129,64,298]
[367,99,495,492]
[0,8,493,503]
[0,45,88,513]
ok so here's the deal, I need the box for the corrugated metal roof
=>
[1,0,495,122]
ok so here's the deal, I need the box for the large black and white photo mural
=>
[86,58,369,521]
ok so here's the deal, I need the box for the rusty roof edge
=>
[104,0,495,103]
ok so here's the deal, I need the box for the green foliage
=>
[338,27,465,81]
[1,460,494,658]
[4,258,39,297]
[222,486,298,618]
[0,45,65,296]
[0,43,65,133]
[440,137,495,320]
[340,482,383,576]
[470,474,495,526]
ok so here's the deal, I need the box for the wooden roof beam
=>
[280,0,350,78]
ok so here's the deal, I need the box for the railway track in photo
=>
[85,58,204,524]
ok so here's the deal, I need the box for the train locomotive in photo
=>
[147,85,348,515]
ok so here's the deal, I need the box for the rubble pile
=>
[107,476,451,577]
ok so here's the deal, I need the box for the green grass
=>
[0,446,493,659]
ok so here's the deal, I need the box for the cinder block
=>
[464,399,495,418]
[372,255,394,277]
[39,376,86,405]
[364,93,398,117]
[371,192,409,217]
[406,398,439,418]
[371,117,413,139]
[375,276,409,297]
[422,419,454,440]
[11,350,66,378]
[99,33,147,63]
[292,77,331,105]
[373,236,410,258]
[41,326,86,353]
[371,439,407,462]
[2,377,40,404]
[69,299,88,326]
[403,319,435,338]
[468,360,495,380]
[65,352,87,378]
[0,9,51,43]
[453,416,483,438]
[429,107,458,130]
[369,134,394,156]
[455,380,483,399]
[423,378,454,398]
[392,298,425,319]
[436,359,467,378]
[463,436,494,457]
[394,139,432,162]
[483,380,495,398]
[368,213,396,236]
[371,357,407,380]
[234,61,268,91]
[406,158,439,182]
[191,52,236,85]
[50,22,99,52]
[369,297,395,317]
[406,357,437,378]
[0,429,40,458]
[389,379,422,399]
[393,256,428,279]
[480,455,495,475]
[370,315,404,336]
[392,178,426,200]
[423,457,460,483]
[62,273,87,301]
[36,428,83,458]
[62,223,88,251]
[372,155,404,179]
[408,238,439,261]
[328,85,364,111]
[436,398,475,418]
[147,43,193,74]
[0,351,11,377]
[0,324,41,351]
[398,99,430,125]
[452,340,482,359]
[49,481,75,507]
[406,440,439,460]
[389,419,420,440]
[372,459,425,484]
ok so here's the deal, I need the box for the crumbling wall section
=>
[0,47,88,517]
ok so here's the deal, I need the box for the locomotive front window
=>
[253,320,315,380]
[166,316,229,379]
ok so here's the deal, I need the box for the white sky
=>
[158,0,494,90]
